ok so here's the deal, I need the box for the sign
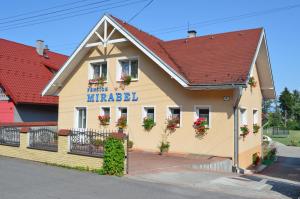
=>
[87,87,138,102]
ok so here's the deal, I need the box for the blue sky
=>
[0,0,299,94]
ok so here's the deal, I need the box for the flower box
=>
[193,117,208,135]
[98,115,110,126]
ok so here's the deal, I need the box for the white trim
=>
[166,105,182,128]
[141,105,156,124]
[252,108,259,125]
[116,56,139,81]
[248,30,264,78]
[239,107,247,126]
[42,15,107,96]
[74,106,88,129]
[105,15,189,87]
[194,105,212,128]
[99,106,111,124]
[85,38,127,48]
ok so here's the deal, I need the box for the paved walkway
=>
[128,144,300,199]
[128,150,229,175]
[0,156,249,199]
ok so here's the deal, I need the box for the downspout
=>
[233,86,242,172]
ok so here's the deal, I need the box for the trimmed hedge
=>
[102,137,125,176]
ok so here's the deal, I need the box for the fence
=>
[69,129,116,158]
[28,128,58,152]
[0,127,20,147]
[271,127,289,137]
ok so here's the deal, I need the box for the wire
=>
[0,0,92,21]
[127,0,154,22]
[150,3,300,35]
[0,0,113,25]
[0,0,147,32]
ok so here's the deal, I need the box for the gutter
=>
[233,86,242,172]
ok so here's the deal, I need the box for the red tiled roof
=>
[111,16,262,85]
[0,39,68,105]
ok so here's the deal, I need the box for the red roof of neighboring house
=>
[0,39,68,105]
[112,16,262,85]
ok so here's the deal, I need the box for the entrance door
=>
[0,102,14,122]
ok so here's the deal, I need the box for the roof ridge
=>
[164,27,263,43]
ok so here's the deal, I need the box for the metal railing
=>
[28,128,58,152]
[69,129,116,157]
[0,127,20,147]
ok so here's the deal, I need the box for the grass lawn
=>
[264,130,300,147]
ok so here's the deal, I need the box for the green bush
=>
[159,141,170,155]
[103,137,125,176]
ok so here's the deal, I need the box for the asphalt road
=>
[0,156,251,199]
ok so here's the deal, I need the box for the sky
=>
[0,0,299,94]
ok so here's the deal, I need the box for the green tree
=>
[279,88,294,126]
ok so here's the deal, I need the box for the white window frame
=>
[74,106,88,129]
[141,106,156,124]
[253,109,259,125]
[116,106,128,124]
[100,106,111,124]
[116,56,139,81]
[166,106,182,127]
[240,107,248,126]
[88,59,108,82]
[194,105,211,128]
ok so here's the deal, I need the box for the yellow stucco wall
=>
[238,64,263,169]
[0,133,102,169]
[57,41,262,164]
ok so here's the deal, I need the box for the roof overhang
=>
[247,29,276,99]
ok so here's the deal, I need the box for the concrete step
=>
[188,159,233,173]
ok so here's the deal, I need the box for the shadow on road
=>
[239,174,300,199]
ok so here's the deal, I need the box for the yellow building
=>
[42,14,275,170]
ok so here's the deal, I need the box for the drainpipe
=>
[233,87,242,173]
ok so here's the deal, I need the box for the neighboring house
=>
[42,14,275,169]
[0,39,68,123]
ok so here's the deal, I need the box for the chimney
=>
[36,40,45,56]
[187,30,197,38]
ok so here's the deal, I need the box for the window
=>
[119,59,138,80]
[117,107,128,120]
[76,107,86,128]
[240,108,247,125]
[90,62,107,80]
[195,106,210,127]
[100,107,110,123]
[167,107,181,127]
[253,109,258,124]
[142,107,155,121]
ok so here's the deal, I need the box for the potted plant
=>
[240,125,250,138]
[159,141,170,155]
[116,116,127,130]
[121,74,132,86]
[252,152,260,166]
[248,77,257,88]
[127,140,133,151]
[166,116,180,132]
[253,124,260,134]
[98,115,110,126]
[143,117,156,131]
[193,117,208,135]
[89,76,106,86]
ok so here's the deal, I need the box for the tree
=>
[279,88,294,126]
